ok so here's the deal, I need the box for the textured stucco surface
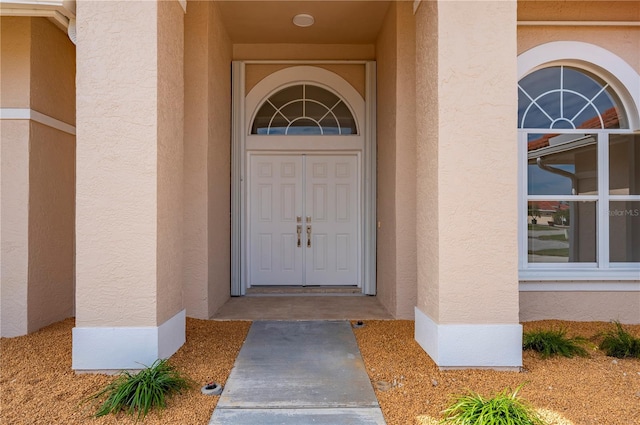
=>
[76,0,160,327]
[376,2,399,318]
[415,0,440,320]
[183,0,211,319]
[183,0,234,320]
[393,1,417,319]
[416,1,519,324]
[0,17,76,337]
[376,1,417,320]
[157,0,184,325]
[0,121,30,337]
[0,17,30,108]
[30,18,76,125]
[28,122,75,333]
[520,291,640,324]
[206,1,233,318]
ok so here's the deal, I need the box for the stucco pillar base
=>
[72,309,185,372]
[415,307,522,370]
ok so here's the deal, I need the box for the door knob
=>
[297,225,302,247]
[306,225,312,247]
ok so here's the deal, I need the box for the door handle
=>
[306,225,312,248]
[297,225,302,247]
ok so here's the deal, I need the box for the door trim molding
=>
[231,61,377,296]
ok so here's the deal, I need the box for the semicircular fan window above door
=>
[251,84,358,135]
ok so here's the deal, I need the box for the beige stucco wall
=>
[416,1,519,324]
[184,0,211,319]
[0,120,30,337]
[415,0,440,320]
[30,18,76,125]
[206,1,233,317]
[0,17,31,108]
[375,1,417,319]
[520,290,640,324]
[183,0,232,319]
[1,17,75,337]
[28,122,75,332]
[76,0,163,327]
[0,17,31,337]
[157,0,184,325]
[517,2,640,74]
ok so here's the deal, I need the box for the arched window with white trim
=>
[251,84,358,135]
[518,64,639,275]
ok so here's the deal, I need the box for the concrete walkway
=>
[209,321,386,424]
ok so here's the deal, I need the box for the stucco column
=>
[1,17,75,338]
[73,0,185,371]
[414,0,522,368]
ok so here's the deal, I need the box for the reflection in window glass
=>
[610,201,640,263]
[610,135,640,195]
[518,66,626,129]
[251,84,357,135]
[528,201,597,263]
[527,133,598,196]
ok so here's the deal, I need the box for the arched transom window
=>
[518,66,627,130]
[251,84,358,135]
[518,65,639,272]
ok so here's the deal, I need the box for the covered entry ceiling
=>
[216,1,391,44]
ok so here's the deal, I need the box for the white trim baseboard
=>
[72,309,186,371]
[519,281,640,292]
[414,308,522,369]
[1,108,76,135]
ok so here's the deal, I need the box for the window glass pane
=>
[518,66,627,129]
[251,84,357,135]
[610,135,640,195]
[563,67,603,99]
[305,85,340,107]
[287,118,322,135]
[527,133,598,196]
[528,201,596,263]
[332,102,357,135]
[610,201,640,262]
[269,85,302,109]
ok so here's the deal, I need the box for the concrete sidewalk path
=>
[209,321,386,424]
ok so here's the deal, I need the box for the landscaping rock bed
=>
[1,318,639,424]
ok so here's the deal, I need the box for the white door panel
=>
[305,156,359,285]
[248,154,359,286]
[249,155,303,285]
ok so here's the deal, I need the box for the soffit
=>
[215,0,391,44]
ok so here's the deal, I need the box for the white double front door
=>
[248,154,360,286]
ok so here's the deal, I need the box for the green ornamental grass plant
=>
[440,386,546,425]
[87,359,193,421]
[522,328,589,358]
[598,321,640,359]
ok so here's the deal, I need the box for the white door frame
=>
[231,61,377,295]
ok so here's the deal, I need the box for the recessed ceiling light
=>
[293,14,315,28]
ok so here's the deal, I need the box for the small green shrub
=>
[522,329,589,358]
[87,359,193,420]
[440,386,546,425]
[598,321,640,359]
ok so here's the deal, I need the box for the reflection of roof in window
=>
[531,201,570,213]
[527,107,619,151]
